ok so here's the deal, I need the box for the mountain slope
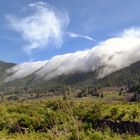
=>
[43,61,140,87]
[22,61,140,89]
[0,60,140,90]
[98,61,140,87]
[0,61,15,82]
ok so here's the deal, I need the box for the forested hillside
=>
[0,60,140,101]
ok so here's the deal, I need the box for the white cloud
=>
[121,27,140,38]
[5,28,140,82]
[7,2,96,54]
[7,2,69,53]
[67,32,95,41]
[5,61,47,82]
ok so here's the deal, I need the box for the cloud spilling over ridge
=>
[7,2,69,53]
[5,28,140,82]
[5,61,47,82]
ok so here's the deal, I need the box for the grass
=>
[0,96,139,139]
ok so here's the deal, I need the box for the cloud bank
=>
[5,28,140,82]
[5,61,47,82]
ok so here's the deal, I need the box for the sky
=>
[0,0,140,63]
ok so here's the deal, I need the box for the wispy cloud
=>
[6,2,69,53]
[67,32,95,41]
[6,1,96,55]
[5,28,140,81]
[121,27,140,38]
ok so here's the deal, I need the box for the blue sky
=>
[0,0,140,63]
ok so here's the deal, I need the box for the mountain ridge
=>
[0,60,140,90]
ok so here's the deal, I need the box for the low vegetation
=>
[0,96,139,140]
[0,61,140,139]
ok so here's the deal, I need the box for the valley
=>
[0,60,139,139]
